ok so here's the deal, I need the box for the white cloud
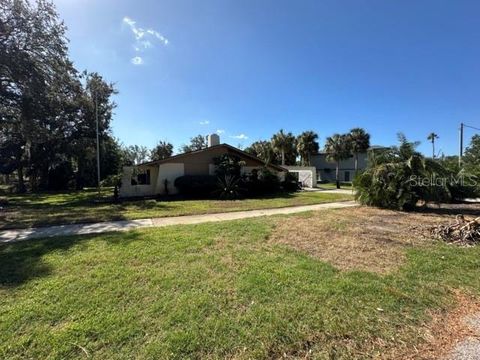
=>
[131,56,144,65]
[216,129,225,134]
[199,120,210,125]
[230,134,248,140]
[123,16,168,65]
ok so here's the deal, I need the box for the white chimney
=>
[207,133,220,147]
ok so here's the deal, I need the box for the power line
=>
[464,123,480,132]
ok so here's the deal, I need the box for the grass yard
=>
[317,182,353,190]
[0,188,353,230]
[1,205,480,359]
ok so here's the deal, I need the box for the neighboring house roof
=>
[137,143,287,172]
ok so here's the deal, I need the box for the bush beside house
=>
[174,154,298,199]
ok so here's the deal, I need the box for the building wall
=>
[155,163,184,195]
[283,166,317,188]
[172,146,268,176]
[317,169,354,182]
[119,165,159,198]
[311,152,368,182]
[163,146,285,179]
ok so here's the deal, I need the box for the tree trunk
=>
[354,153,358,175]
[30,171,37,192]
[336,161,340,189]
[17,166,26,193]
[432,141,435,158]
[281,150,285,166]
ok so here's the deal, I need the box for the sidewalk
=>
[302,188,353,194]
[0,201,357,243]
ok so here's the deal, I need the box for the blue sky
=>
[54,0,480,155]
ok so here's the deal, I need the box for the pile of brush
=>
[431,215,480,245]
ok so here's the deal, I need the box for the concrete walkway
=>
[447,314,480,360]
[304,188,354,194]
[0,201,357,243]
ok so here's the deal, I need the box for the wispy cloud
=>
[230,134,248,140]
[131,56,144,65]
[123,16,168,65]
[216,129,225,134]
[199,120,210,125]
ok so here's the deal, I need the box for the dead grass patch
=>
[395,291,480,360]
[270,206,471,273]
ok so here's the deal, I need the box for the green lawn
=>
[0,215,479,359]
[317,182,353,190]
[0,188,352,230]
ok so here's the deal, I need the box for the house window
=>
[131,169,151,185]
[344,171,350,182]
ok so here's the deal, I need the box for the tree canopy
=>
[348,128,370,173]
[180,135,208,153]
[296,131,319,166]
[244,141,278,165]
[271,130,297,166]
[151,141,174,161]
[0,0,122,191]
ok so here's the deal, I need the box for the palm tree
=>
[427,132,439,158]
[325,134,351,189]
[296,131,320,166]
[355,134,451,210]
[349,128,370,174]
[271,129,289,165]
[245,141,277,164]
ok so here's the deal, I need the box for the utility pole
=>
[459,122,464,167]
[95,91,101,197]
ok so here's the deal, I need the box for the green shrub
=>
[257,168,281,194]
[213,175,246,199]
[175,168,286,199]
[282,172,300,192]
[213,154,245,177]
[174,175,218,197]
[449,183,479,200]
[354,134,452,211]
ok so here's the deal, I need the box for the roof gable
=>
[139,144,286,172]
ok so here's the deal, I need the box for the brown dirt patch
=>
[270,205,480,273]
[395,291,480,360]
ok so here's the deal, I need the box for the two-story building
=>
[310,152,368,183]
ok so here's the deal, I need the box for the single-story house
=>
[119,134,287,198]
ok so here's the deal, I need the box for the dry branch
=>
[431,215,480,246]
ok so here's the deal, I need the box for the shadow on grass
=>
[1,190,304,230]
[415,202,480,217]
[0,231,142,288]
[0,199,175,230]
